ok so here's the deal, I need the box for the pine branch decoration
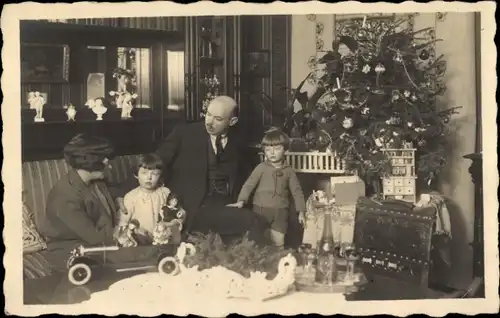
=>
[184,232,294,279]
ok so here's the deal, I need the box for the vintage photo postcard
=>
[2,1,498,316]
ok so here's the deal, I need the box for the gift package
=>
[302,177,366,249]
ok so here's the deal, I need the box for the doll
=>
[160,193,186,225]
[115,219,140,247]
[152,221,174,246]
[152,193,186,246]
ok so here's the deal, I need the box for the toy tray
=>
[295,268,368,294]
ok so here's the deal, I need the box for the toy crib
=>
[259,151,347,174]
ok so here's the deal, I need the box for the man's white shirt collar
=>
[210,134,228,153]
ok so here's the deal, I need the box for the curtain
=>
[166,50,185,110]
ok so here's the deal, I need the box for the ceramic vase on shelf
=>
[65,103,77,121]
[315,206,338,285]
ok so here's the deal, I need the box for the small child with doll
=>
[117,153,186,245]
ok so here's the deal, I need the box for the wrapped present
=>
[334,181,365,206]
[353,197,436,287]
[302,191,357,250]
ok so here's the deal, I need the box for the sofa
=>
[22,154,141,280]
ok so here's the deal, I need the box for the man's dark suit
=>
[155,121,261,237]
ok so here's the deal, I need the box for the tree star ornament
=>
[393,51,403,63]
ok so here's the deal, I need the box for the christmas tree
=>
[283,15,461,185]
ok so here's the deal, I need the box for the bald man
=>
[152,96,264,242]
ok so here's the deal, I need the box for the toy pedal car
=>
[67,242,193,286]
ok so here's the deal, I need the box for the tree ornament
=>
[362,64,371,73]
[374,137,384,147]
[385,116,400,125]
[419,49,430,61]
[374,63,386,74]
[404,90,411,98]
[393,51,403,63]
[411,95,418,102]
[361,107,370,116]
[342,117,354,129]
[407,122,414,128]
[361,16,367,28]
[391,90,400,102]
[418,139,427,147]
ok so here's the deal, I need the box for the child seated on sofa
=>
[229,128,306,247]
[119,153,186,244]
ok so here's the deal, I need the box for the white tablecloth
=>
[74,272,347,315]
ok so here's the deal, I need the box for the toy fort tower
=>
[381,143,417,203]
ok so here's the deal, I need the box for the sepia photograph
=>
[2,1,498,316]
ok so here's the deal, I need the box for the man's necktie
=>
[215,135,223,162]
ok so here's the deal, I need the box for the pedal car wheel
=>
[68,263,92,286]
[158,256,180,276]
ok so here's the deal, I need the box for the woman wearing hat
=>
[38,133,120,270]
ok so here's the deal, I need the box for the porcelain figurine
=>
[28,91,46,122]
[109,68,138,119]
[121,92,137,119]
[65,103,77,121]
[92,98,107,121]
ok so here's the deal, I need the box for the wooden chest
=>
[353,197,436,287]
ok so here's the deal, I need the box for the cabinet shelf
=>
[199,56,224,64]
[22,117,157,126]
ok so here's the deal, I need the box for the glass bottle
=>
[315,207,337,285]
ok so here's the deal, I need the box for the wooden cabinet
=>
[20,20,184,161]
[184,16,242,121]
[21,16,293,161]
[184,15,292,143]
